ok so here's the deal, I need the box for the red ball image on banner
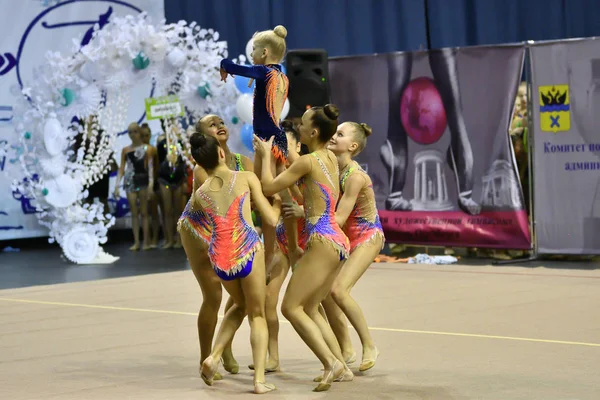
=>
[400,77,447,145]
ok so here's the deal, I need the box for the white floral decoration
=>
[10,13,244,263]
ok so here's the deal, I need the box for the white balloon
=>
[43,117,65,156]
[167,47,186,68]
[245,39,254,62]
[236,94,254,124]
[281,98,290,120]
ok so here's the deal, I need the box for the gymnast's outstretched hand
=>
[219,67,228,82]
[252,134,274,158]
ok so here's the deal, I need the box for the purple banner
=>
[328,45,531,249]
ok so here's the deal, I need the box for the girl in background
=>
[156,119,187,249]
[114,122,153,251]
[140,124,161,249]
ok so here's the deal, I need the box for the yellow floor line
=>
[1,297,598,348]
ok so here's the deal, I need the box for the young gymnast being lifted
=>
[219,24,291,279]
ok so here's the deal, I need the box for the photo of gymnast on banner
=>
[329,44,531,249]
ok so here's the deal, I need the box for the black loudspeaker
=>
[285,49,330,119]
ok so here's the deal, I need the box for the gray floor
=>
[1,261,598,399]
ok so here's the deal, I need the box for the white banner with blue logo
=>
[0,0,164,240]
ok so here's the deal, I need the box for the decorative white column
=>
[442,171,448,201]
[411,150,453,211]
[414,165,420,202]
[436,161,442,204]
[421,160,427,202]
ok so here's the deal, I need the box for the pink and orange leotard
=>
[339,161,385,253]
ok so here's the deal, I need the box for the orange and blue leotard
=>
[196,172,263,280]
[300,151,350,261]
[339,161,385,253]
[220,60,289,163]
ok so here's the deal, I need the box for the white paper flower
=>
[40,156,66,178]
[44,174,79,208]
[167,47,186,68]
[62,226,100,264]
[43,115,66,156]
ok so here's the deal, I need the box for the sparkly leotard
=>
[157,138,186,188]
[220,60,289,163]
[194,171,262,280]
[123,145,149,193]
[178,153,245,244]
[300,150,350,261]
[340,161,385,253]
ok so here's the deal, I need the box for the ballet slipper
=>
[313,360,343,392]
[142,244,152,251]
[254,381,276,394]
[248,363,280,373]
[221,357,239,374]
[161,241,173,249]
[199,363,222,381]
[173,242,182,249]
[200,356,219,386]
[359,347,380,372]
[313,366,353,383]
[129,244,140,251]
[336,366,354,382]
[345,351,357,364]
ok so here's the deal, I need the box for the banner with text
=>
[0,0,164,240]
[329,45,531,248]
[530,38,600,254]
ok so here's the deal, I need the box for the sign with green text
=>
[144,95,184,120]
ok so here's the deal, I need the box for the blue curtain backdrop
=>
[165,0,600,57]
[165,0,428,57]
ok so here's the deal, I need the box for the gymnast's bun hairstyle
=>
[345,121,373,156]
[190,132,220,170]
[359,123,372,137]
[273,25,287,39]
[310,104,340,143]
[281,119,299,141]
[253,25,288,62]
